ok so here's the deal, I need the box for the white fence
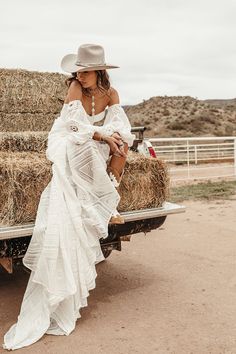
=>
[149,136,236,182]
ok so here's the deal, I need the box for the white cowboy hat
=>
[60,43,120,73]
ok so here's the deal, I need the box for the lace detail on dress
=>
[102,104,136,146]
[67,99,84,110]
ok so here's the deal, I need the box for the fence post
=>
[187,140,190,179]
[194,145,197,164]
[234,138,236,176]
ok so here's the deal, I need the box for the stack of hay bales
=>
[0,68,170,226]
[0,68,67,132]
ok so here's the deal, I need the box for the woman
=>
[2,43,135,350]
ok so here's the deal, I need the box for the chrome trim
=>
[0,202,185,240]
[0,223,35,240]
[120,202,186,222]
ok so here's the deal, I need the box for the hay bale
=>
[0,68,67,113]
[0,68,69,131]
[0,152,51,226]
[0,132,48,152]
[0,150,169,226]
[118,151,170,211]
[0,112,56,132]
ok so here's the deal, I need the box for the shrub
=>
[167,121,186,130]
[162,109,170,116]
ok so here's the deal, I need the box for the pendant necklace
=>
[88,87,99,116]
[91,95,95,116]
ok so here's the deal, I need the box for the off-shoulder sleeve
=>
[46,100,99,161]
[96,104,136,147]
[62,100,98,145]
[47,100,135,154]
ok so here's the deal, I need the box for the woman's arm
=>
[102,88,135,147]
[93,131,127,157]
[93,86,126,156]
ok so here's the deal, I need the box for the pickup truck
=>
[0,127,185,274]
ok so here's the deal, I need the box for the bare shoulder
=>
[108,87,120,106]
[64,80,82,103]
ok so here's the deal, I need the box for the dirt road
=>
[1,197,236,354]
[169,162,235,186]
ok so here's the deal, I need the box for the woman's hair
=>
[65,70,112,98]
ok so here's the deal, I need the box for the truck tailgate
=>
[0,202,185,241]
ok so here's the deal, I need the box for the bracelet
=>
[100,134,107,144]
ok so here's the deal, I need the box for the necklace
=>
[88,87,100,116]
[91,95,95,116]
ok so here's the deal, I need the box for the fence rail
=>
[148,136,236,181]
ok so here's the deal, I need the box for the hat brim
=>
[61,54,120,73]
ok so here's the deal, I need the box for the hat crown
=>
[60,43,119,73]
[76,44,105,65]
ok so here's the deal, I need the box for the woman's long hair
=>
[65,70,112,98]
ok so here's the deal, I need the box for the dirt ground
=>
[1,197,236,354]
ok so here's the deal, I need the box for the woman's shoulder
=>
[107,87,120,106]
[64,80,82,104]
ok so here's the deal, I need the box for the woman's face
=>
[76,70,97,88]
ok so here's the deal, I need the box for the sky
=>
[1,0,236,105]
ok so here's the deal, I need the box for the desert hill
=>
[124,96,236,138]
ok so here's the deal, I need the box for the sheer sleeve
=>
[46,100,136,160]
[65,101,135,147]
[63,100,98,145]
[96,104,136,147]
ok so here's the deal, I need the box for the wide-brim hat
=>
[60,43,120,73]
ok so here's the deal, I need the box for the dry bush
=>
[167,120,186,130]
[162,109,170,116]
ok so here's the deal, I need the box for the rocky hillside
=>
[124,96,236,138]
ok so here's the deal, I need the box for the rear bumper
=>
[0,202,185,241]
[120,202,185,222]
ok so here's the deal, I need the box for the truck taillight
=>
[148,147,157,158]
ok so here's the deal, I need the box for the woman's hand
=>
[111,132,122,140]
[102,134,127,157]
[111,132,126,156]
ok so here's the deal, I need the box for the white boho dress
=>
[2,100,135,350]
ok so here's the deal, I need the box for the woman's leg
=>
[108,142,129,184]
[106,142,128,226]
[107,142,132,238]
